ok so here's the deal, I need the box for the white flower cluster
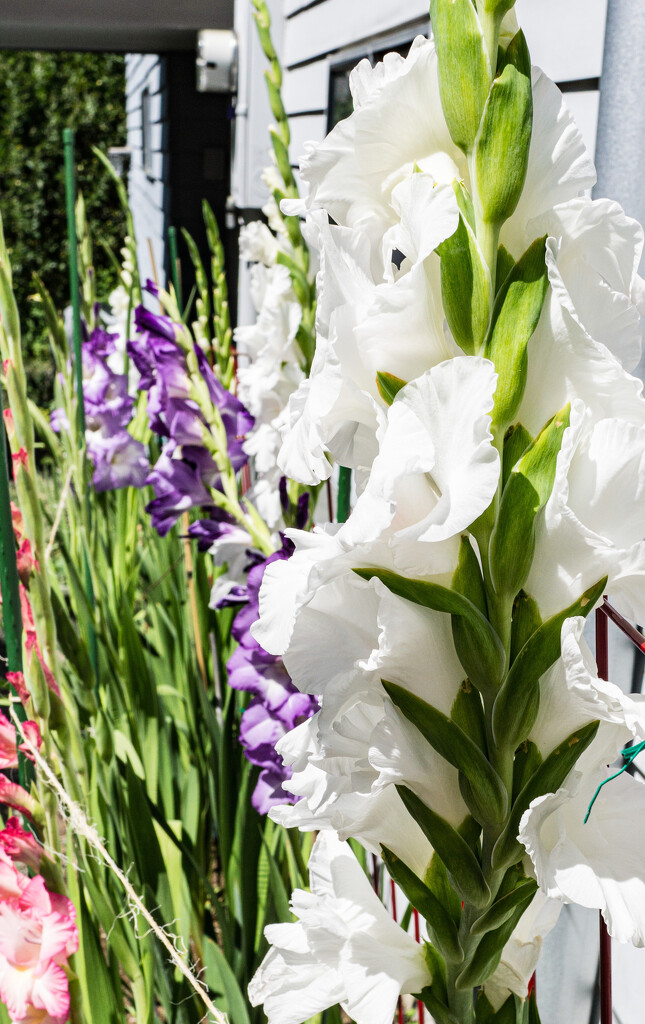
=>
[250,25,645,1024]
[235,206,306,529]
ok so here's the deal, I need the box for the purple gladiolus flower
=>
[87,427,149,492]
[145,444,216,535]
[226,538,318,815]
[131,296,255,535]
[76,324,148,492]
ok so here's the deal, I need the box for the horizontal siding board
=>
[288,112,328,165]
[283,0,429,66]
[283,59,330,115]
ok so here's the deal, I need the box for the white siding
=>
[282,0,429,67]
[125,53,168,288]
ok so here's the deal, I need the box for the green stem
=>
[480,8,502,79]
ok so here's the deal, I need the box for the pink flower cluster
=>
[0,844,77,1023]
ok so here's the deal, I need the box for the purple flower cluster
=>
[128,296,254,535]
[52,325,148,492]
[221,539,318,816]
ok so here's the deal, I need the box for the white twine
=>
[10,708,229,1024]
[45,465,73,563]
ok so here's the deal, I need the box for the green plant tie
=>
[584,739,645,823]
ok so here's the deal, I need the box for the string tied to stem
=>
[584,739,645,823]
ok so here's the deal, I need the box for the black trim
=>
[285,0,328,19]
[557,76,600,92]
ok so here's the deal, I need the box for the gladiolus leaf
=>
[384,679,508,826]
[354,567,505,697]
[376,370,407,406]
[396,785,491,908]
[381,845,464,962]
[492,720,600,869]
[492,576,607,749]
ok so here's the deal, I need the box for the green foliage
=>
[0,51,126,404]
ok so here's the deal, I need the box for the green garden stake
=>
[0,385,33,788]
[63,128,99,684]
[168,225,183,310]
[337,465,352,523]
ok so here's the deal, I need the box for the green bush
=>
[0,51,126,406]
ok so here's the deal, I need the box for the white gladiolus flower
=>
[239,221,280,266]
[526,402,645,622]
[248,831,431,1024]
[272,704,435,877]
[276,33,598,487]
[519,722,645,946]
[291,37,592,252]
[483,893,562,1010]
[518,198,645,434]
[250,6,645,1014]
[515,619,645,944]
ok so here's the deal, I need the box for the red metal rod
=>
[595,606,612,1024]
[601,597,645,653]
[596,605,609,680]
[413,909,424,1024]
[599,915,612,1024]
[371,853,380,896]
[388,878,405,1024]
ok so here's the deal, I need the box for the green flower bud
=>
[485,235,549,429]
[436,208,491,354]
[481,0,516,14]
[489,404,570,597]
[474,30,532,226]
[431,0,490,155]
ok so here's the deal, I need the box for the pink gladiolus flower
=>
[12,1008,67,1024]
[0,711,41,770]
[0,776,38,820]
[11,449,28,470]
[0,875,77,1022]
[6,673,29,706]
[16,539,37,585]
[2,407,14,440]
[19,587,60,698]
[0,819,42,873]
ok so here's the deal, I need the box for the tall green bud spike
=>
[431,0,490,155]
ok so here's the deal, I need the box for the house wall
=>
[125,53,169,288]
[125,52,235,303]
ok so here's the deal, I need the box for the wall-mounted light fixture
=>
[196,29,238,93]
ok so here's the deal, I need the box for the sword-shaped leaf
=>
[384,680,507,826]
[492,720,600,869]
[397,785,490,908]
